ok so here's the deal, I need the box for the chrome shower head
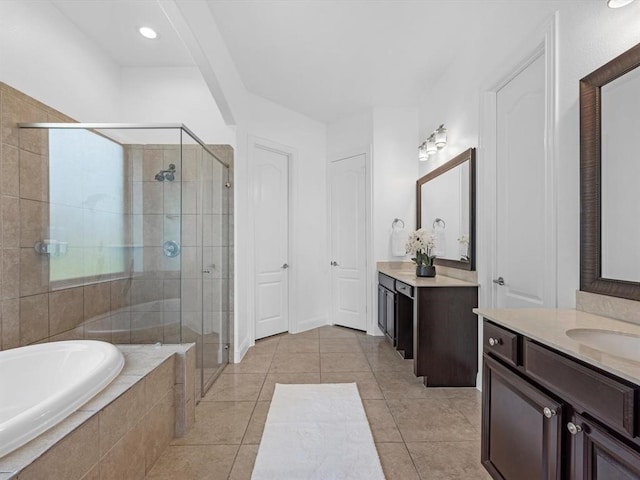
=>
[155,164,176,182]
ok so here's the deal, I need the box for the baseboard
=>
[235,336,252,364]
[293,316,328,334]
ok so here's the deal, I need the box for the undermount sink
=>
[565,328,640,363]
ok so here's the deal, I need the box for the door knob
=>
[543,407,557,418]
[492,277,505,286]
[331,261,339,266]
[488,337,502,347]
[567,422,582,435]
[281,263,289,269]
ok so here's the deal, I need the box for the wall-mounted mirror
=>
[581,41,640,301]
[416,148,476,270]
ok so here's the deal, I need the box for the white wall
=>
[0,0,121,121]
[372,107,419,262]
[418,3,640,309]
[232,94,329,357]
[120,67,235,146]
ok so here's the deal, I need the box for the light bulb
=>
[139,27,158,39]
[426,134,437,155]
[607,0,635,7]
[435,124,447,149]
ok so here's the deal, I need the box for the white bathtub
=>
[0,340,124,458]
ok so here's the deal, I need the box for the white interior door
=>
[495,54,554,308]
[330,154,367,331]
[253,145,289,339]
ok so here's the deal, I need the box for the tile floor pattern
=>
[146,326,491,480]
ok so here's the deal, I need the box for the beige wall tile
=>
[144,356,175,410]
[131,311,163,343]
[1,144,19,197]
[142,215,163,247]
[84,282,110,322]
[49,325,84,342]
[99,379,146,456]
[19,293,48,345]
[143,388,175,472]
[19,150,48,202]
[1,89,21,146]
[111,311,131,344]
[49,287,84,336]
[142,148,163,182]
[19,248,49,296]
[110,278,131,311]
[2,195,19,247]
[18,415,99,480]
[1,298,19,349]
[2,249,19,300]
[84,315,112,343]
[142,182,163,214]
[99,420,146,480]
[19,199,48,248]
[20,124,48,156]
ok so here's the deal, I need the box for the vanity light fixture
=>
[418,124,448,161]
[607,0,636,7]
[139,26,158,39]
[426,133,437,156]
[434,124,447,149]
[418,142,429,161]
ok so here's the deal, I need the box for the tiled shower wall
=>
[0,82,234,353]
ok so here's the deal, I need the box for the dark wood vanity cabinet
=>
[414,286,478,386]
[569,413,640,480]
[378,273,396,344]
[377,273,413,357]
[482,320,640,480]
[482,354,563,480]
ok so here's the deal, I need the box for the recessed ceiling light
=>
[607,0,636,8]
[139,26,158,39]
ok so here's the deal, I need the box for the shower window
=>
[49,129,128,286]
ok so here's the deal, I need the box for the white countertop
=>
[378,263,478,288]
[475,308,640,385]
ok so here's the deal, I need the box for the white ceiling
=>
[50,0,574,123]
[50,0,195,67]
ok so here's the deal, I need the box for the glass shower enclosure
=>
[19,123,232,398]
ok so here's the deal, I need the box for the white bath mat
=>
[251,383,385,480]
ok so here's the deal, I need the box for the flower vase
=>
[416,265,436,277]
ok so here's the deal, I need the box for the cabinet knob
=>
[488,337,502,347]
[567,422,582,435]
[543,407,557,418]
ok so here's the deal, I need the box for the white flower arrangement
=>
[405,228,436,266]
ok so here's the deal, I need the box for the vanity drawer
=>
[483,321,520,367]
[524,340,637,438]
[378,273,395,291]
[395,280,414,298]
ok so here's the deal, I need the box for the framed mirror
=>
[416,148,476,270]
[580,41,640,301]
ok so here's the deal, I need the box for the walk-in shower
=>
[17,123,233,398]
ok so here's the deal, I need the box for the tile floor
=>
[146,325,490,480]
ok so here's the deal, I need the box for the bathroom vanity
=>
[476,308,640,479]
[378,264,478,387]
